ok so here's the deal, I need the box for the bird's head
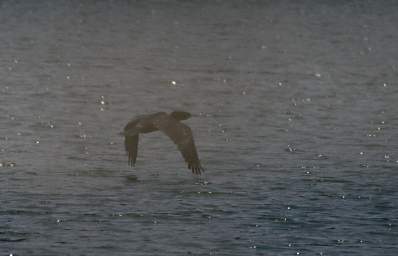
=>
[170,111,192,121]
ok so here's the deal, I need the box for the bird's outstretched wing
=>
[153,114,204,174]
[125,135,139,167]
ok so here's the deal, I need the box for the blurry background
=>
[1,1,397,255]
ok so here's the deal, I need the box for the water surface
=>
[1,1,398,255]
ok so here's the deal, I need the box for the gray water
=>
[1,1,398,255]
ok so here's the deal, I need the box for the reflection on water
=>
[1,1,398,255]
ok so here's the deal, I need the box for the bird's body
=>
[122,111,204,174]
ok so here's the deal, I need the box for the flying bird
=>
[122,111,204,174]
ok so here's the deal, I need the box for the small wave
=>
[0,161,16,167]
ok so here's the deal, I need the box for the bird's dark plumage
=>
[123,111,204,174]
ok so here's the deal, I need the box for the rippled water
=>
[1,1,398,255]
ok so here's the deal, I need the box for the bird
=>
[122,111,204,174]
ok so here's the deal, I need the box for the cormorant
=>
[122,111,204,174]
